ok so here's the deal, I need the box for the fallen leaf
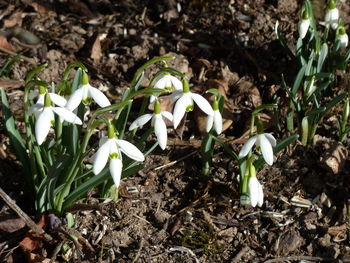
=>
[0,216,26,232]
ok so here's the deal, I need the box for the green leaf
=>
[292,65,307,96]
[0,88,31,182]
[252,104,278,115]
[324,93,347,114]
[317,43,328,73]
[25,64,47,84]
[306,106,326,117]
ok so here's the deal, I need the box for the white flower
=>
[170,79,214,129]
[238,133,276,165]
[29,88,67,116]
[337,27,349,49]
[35,94,82,145]
[206,109,222,134]
[248,177,264,207]
[92,136,145,188]
[129,107,173,150]
[66,72,110,111]
[150,74,183,103]
[298,18,310,39]
[325,3,339,30]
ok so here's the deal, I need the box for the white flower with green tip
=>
[248,176,264,207]
[170,79,214,129]
[325,0,339,30]
[129,100,173,150]
[92,124,145,188]
[336,26,348,49]
[206,99,222,134]
[35,93,82,145]
[238,120,276,165]
[150,73,183,103]
[29,86,67,116]
[298,10,310,39]
[66,71,111,111]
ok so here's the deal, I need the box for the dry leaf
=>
[0,216,26,232]
[91,35,102,63]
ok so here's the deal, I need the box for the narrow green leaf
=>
[324,93,347,114]
[317,43,328,72]
[292,65,307,96]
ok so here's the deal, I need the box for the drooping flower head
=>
[336,26,349,49]
[247,164,264,207]
[66,71,111,111]
[150,73,183,103]
[298,10,311,39]
[238,118,276,165]
[35,93,82,145]
[129,99,173,150]
[206,97,223,134]
[170,79,214,129]
[325,0,339,30]
[92,123,145,188]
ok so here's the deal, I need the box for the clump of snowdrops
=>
[276,0,350,145]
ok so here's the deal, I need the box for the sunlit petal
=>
[257,134,274,165]
[35,107,54,145]
[206,115,214,133]
[66,87,84,111]
[50,93,67,107]
[129,114,153,130]
[116,139,145,162]
[160,111,173,122]
[238,136,257,159]
[213,110,222,134]
[154,76,167,90]
[173,94,188,129]
[170,76,183,91]
[264,133,276,147]
[169,90,183,103]
[154,115,167,150]
[257,181,264,207]
[191,93,214,116]
[248,177,259,207]
[93,140,111,175]
[52,107,82,125]
[89,86,111,108]
[110,158,123,188]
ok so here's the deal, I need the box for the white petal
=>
[110,158,123,188]
[248,177,259,207]
[154,76,168,90]
[160,111,173,122]
[206,115,214,133]
[99,136,108,147]
[129,114,153,130]
[66,87,84,111]
[213,110,222,134]
[116,139,145,162]
[154,114,167,150]
[29,90,39,100]
[238,136,257,159]
[298,19,310,39]
[257,134,274,165]
[92,139,112,175]
[52,107,82,125]
[191,93,214,116]
[149,95,158,103]
[35,107,54,145]
[257,182,264,207]
[89,86,111,108]
[173,93,189,129]
[28,104,43,115]
[49,93,67,107]
[170,76,183,91]
[264,133,276,147]
[35,94,45,105]
[169,90,183,103]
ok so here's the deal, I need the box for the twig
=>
[231,246,249,263]
[49,241,64,263]
[154,151,197,171]
[0,45,36,64]
[131,238,144,263]
[0,187,53,241]
[264,255,335,263]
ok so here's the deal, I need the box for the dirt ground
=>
[1,0,350,262]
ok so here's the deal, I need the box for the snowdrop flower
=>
[325,0,339,30]
[150,73,183,103]
[336,26,348,49]
[29,86,67,116]
[248,175,264,207]
[35,93,82,145]
[238,120,276,165]
[206,98,222,134]
[66,71,111,111]
[92,124,145,188]
[170,79,214,129]
[298,10,310,39]
[129,100,173,150]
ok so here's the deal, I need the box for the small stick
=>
[154,151,196,171]
[0,187,53,241]
[0,45,36,64]
[264,255,334,263]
